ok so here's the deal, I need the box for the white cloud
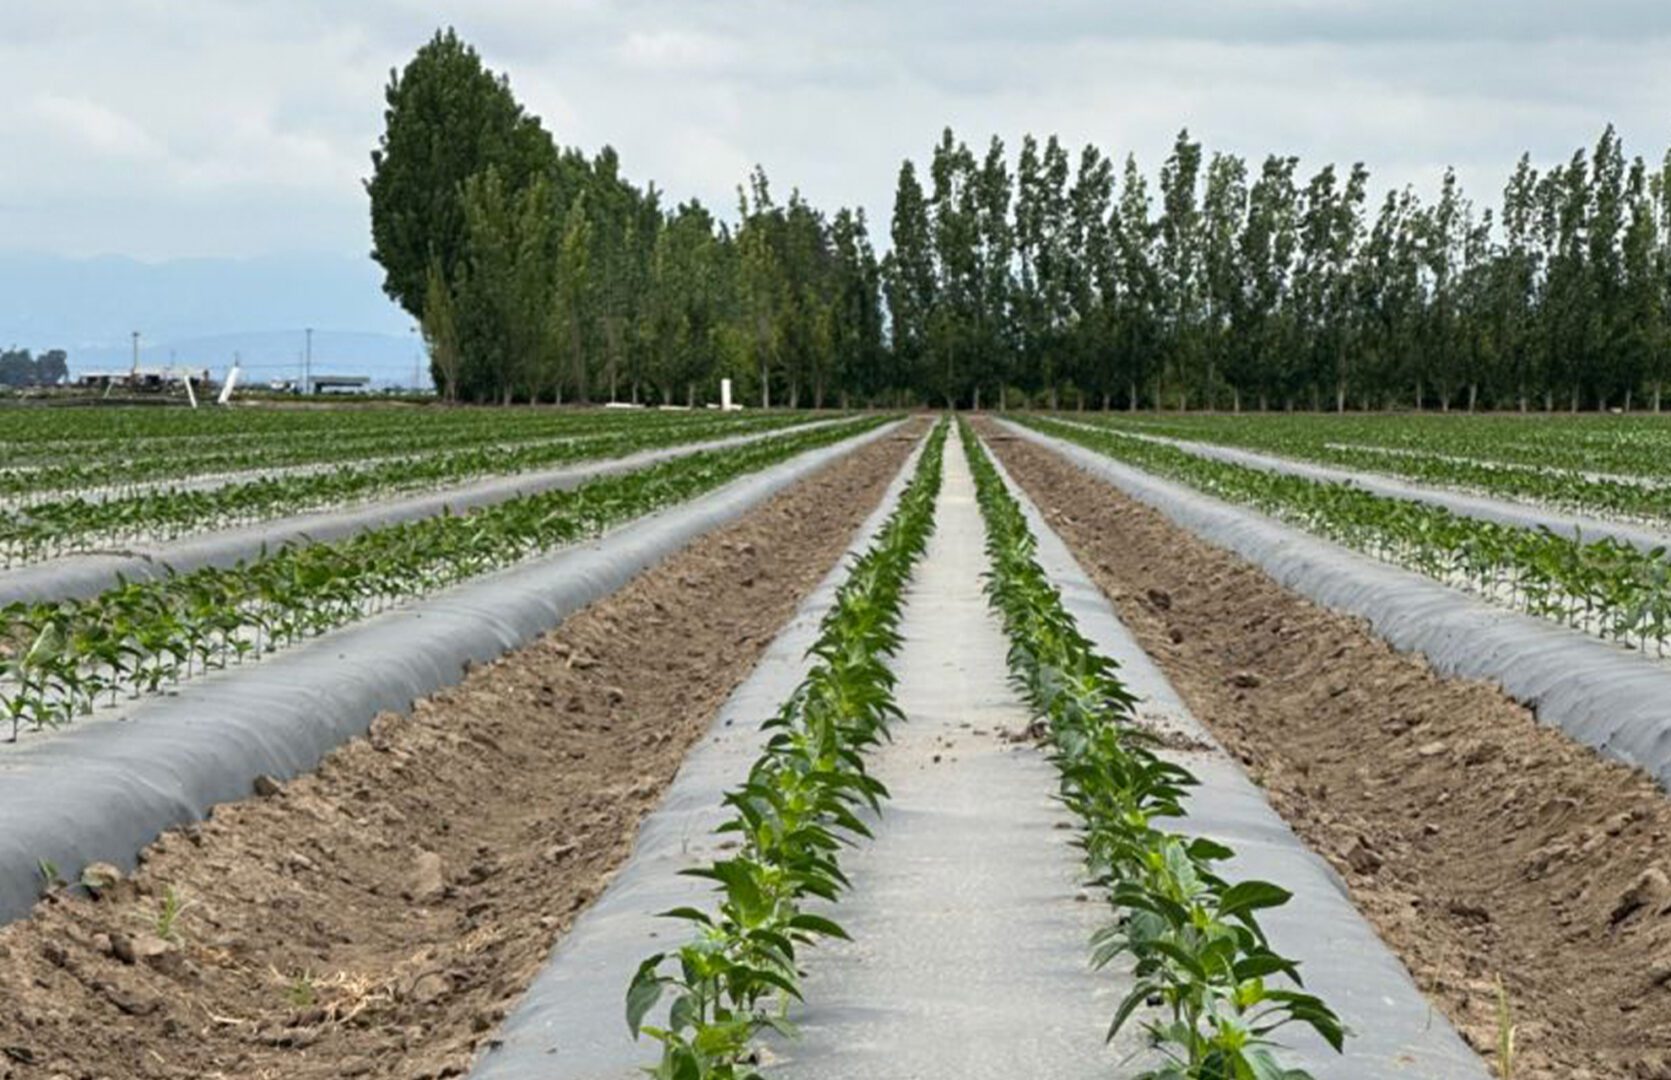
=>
[0,0,1668,263]
[28,95,167,160]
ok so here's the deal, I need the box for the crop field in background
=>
[1031,412,1671,657]
[1072,411,1671,512]
[0,405,864,736]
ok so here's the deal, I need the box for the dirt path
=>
[984,426,1671,1080]
[0,426,922,1080]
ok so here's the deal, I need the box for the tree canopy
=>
[370,30,1671,413]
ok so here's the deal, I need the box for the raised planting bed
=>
[1048,415,1671,550]
[0,420,904,925]
[1004,418,1671,789]
[1058,412,1671,525]
[971,425,1487,1078]
[471,424,944,1079]
[0,415,850,605]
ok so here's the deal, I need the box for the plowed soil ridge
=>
[986,427,1671,1080]
[0,426,920,1080]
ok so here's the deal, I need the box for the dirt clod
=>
[110,933,174,970]
[1345,838,1384,876]
[79,862,124,896]
[405,850,446,904]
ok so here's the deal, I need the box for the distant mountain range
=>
[0,251,428,387]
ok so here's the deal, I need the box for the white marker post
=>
[721,377,733,411]
[217,363,242,406]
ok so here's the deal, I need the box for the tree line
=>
[369,29,885,408]
[886,126,1671,412]
[0,348,69,389]
[370,29,1671,412]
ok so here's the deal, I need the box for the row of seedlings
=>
[0,410,804,511]
[1077,412,1671,484]
[0,413,815,565]
[1077,413,1671,520]
[625,421,948,1080]
[0,403,776,489]
[1024,417,1671,657]
[0,417,889,740]
[963,422,1345,1079]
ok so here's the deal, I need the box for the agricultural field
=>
[1026,413,1671,658]
[0,408,820,566]
[8,398,1671,1080]
[10,8,1671,1079]
[1059,411,1671,519]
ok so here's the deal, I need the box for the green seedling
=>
[626,421,947,1078]
[287,970,318,1010]
[963,420,1345,1079]
[155,886,193,942]
[1495,976,1517,1080]
[36,858,64,894]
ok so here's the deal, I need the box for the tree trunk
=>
[1101,392,1111,411]
[1543,389,1552,412]
[1625,388,1634,412]
[1310,386,1320,413]
[1049,385,1059,410]
[1415,378,1423,412]
[1655,381,1664,413]
[1258,392,1269,412]
[1517,385,1527,413]
[1335,383,1345,414]
[1233,388,1242,413]
[1128,381,1138,411]
[1000,385,1008,411]
[972,386,981,412]
[631,379,641,406]
[1570,386,1579,413]
[760,361,770,409]
[1468,383,1477,413]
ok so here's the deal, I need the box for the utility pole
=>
[303,327,313,396]
[130,331,139,377]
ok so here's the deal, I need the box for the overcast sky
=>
[4,0,1670,264]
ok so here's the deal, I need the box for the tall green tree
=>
[884,160,936,401]
[1157,129,1204,408]
[454,168,560,403]
[367,28,555,328]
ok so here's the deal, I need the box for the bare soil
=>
[0,427,921,1080]
[986,427,1671,1080]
